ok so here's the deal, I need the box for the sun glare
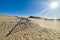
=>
[36,1,60,19]
[49,2,59,9]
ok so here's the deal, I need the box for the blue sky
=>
[0,0,60,18]
[0,0,48,16]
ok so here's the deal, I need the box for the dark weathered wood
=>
[5,18,22,37]
[5,18,31,37]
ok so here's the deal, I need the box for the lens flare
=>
[49,2,59,9]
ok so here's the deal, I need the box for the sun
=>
[49,2,59,9]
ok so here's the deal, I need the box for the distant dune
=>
[0,15,60,40]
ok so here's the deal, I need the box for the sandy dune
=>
[0,16,60,40]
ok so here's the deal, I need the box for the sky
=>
[0,0,60,18]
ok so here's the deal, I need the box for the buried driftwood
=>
[5,20,21,37]
[5,18,31,37]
